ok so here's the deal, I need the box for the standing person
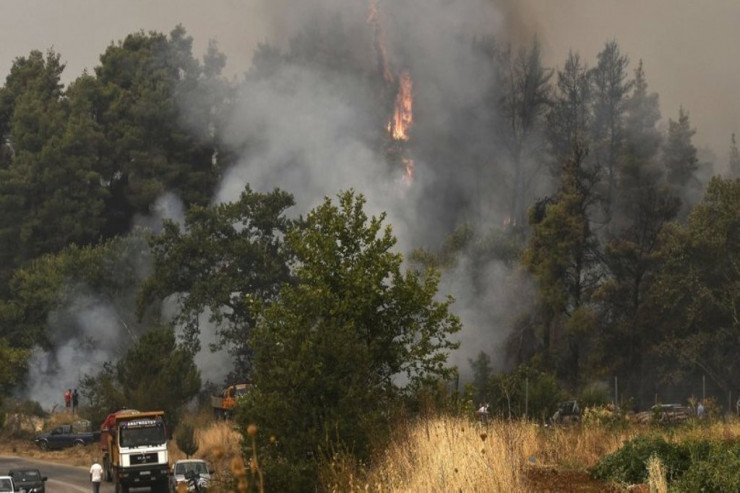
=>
[697,400,705,419]
[72,389,79,414]
[90,460,103,493]
[64,389,71,410]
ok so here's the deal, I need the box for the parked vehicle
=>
[8,468,46,493]
[0,476,15,493]
[550,400,581,425]
[101,409,169,493]
[170,459,212,493]
[34,421,100,450]
[211,383,250,419]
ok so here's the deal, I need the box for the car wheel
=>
[38,440,49,451]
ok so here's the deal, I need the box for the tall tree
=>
[644,177,740,392]
[663,107,699,188]
[593,183,679,398]
[522,145,601,385]
[0,50,107,286]
[498,39,553,225]
[620,60,662,189]
[590,40,633,230]
[93,26,226,237]
[81,326,200,427]
[728,133,740,178]
[240,190,461,490]
[547,51,592,167]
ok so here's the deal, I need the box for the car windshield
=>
[175,462,208,476]
[12,470,39,481]
[0,478,13,491]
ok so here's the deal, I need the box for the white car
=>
[169,460,212,493]
[0,476,15,493]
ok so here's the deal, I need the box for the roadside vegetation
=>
[5,405,740,492]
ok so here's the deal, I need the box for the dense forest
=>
[0,6,738,490]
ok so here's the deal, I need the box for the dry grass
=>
[323,416,643,492]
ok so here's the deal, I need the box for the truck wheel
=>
[74,439,85,447]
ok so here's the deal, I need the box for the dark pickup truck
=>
[34,422,100,451]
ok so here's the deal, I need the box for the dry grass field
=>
[4,410,740,492]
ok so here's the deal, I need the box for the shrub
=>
[672,441,740,492]
[588,435,696,484]
[175,422,198,458]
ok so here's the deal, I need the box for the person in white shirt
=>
[89,461,103,493]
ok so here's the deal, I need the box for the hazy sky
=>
[1,0,737,158]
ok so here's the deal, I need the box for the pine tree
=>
[728,133,740,178]
[663,107,698,187]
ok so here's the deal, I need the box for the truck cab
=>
[101,410,169,493]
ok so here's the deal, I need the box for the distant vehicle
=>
[0,475,15,493]
[170,459,212,493]
[8,468,46,493]
[551,400,581,425]
[211,383,251,419]
[34,421,101,450]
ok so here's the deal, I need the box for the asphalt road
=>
[0,456,114,493]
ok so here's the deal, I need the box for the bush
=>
[672,441,740,492]
[175,422,198,458]
[588,435,697,484]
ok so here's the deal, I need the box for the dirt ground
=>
[523,465,644,492]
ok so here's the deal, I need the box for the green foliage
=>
[522,147,600,384]
[663,107,698,188]
[175,421,198,458]
[589,435,703,484]
[672,441,740,492]
[0,232,153,353]
[142,186,295,380]
[478,364,563,422]
[239,190,461,490]
[0,343,30,395]
[82,326,200,428]
[646,177,740,391]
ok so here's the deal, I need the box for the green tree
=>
[0,343,30,404]
[239,190,461,491]
[82,326,200,428]
[645,177,740,392]
[590,40,633,229]
[0,49,68,284]
[663,107,699,188]
[93,26,228,237]
[522,146,601,385]
[141,186,295,381]
[546,51,592,167]
[593,184,679,397]
[117,326,200,412]
[175,421,198,458]
[0,231,154,353]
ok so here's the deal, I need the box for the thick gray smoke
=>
[214,0,526,381]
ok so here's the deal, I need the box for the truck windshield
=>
[120,423,166,447]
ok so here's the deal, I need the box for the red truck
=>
[100,409,170,493]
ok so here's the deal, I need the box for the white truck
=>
[100,410,170,493]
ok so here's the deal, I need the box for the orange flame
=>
[367,0,415,187]
[391,70,413,141]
